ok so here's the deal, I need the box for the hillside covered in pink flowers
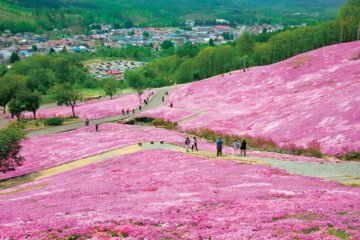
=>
[142,42,360,155]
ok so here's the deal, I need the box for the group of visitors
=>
[217,137,247,157]
[231,139,247,156]
[184,136,247,157]
[184,137,198,152]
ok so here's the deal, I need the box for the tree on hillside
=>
[17,90,41,119]
[209,38,215,47]
[235,33,255,71]
[8,98,25,119]
[142,31,150,38]
[160,40,174,50]
[9,53,20,63]
[53,84,82,117]
[0,64,7,77]
[0,127,25,173]
[0,75,26,114]
[126,70,146,105]
[51,58,71,83]
[101,78,119,99]
[124,21,133,29]
[32,45,38,52]
[49,47,56,54]
[338,0,360,41]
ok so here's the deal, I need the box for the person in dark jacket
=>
[192,136,198,151]
[185,137,191,152]
[241,140,247,156]
[216,137,223,157]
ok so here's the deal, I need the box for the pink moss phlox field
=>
[138,106,196,122]
[1,150,359,239]
[22,91,154,119]
[142,42,360,155]
[1,123,348,181]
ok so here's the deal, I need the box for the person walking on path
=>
[162,96,165,102]
[231,139,239,156]
[241,139,247,156]
[185,137,191,152]
[85,119,90,126]
[139,105,142,111]
[95,124,99,132]
[192,136,198,151]
[122,109,125,115]
[132,109,135,115]
[216,137,223,157]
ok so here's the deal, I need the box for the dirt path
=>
[1,142,359,193]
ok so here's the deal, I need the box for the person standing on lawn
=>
[185,137,191,152]
[95,124,99,132]
[241,139,247,156]
[216,137,223,157]
[231,139,240,156]
[192,137,198,151]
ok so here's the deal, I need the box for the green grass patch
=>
[328,228,350,239]
[301,226,320,234]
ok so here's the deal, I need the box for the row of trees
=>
[0,52,92,118]
[125,0,360,89]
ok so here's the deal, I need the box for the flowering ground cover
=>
[141,42,360,155]
[2,123,347,182]
[138,106,196,122]
[22,90,154,119]
[0,149,359,239]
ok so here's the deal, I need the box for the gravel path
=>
[250,157,360,184]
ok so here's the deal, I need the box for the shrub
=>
[45,117,64,126]
[0,127,25,172]
[304,140,323,158]
[343,151,360,161]
[152,118,178,130]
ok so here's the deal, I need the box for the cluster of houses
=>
[89,25,240,49]
[0,20,306,64]
[0,30,93,64]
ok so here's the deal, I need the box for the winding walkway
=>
[27,86,174,137]
[1,142,359,194]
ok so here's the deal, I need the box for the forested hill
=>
[0,0,347,33]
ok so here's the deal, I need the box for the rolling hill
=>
[141,41,360,155]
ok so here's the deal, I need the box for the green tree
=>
[101,78,119,99]
[0,64,7,77]
[49,47,56,54]
[124,21,133,29]
[0,127,25,173]
[236,32,255,71]
[9,53,20,63]
[17,90,41,119]
[142,31,150,38]
[126,70,146,105]
[32,45,38,52]
[160,40,174,50]
[209,38,215,47]
[53,84,82,117]
[0,75,26,114]
[8,98,25,119]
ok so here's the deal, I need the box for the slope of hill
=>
[1,123,359,239]
[142,41,360,155]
